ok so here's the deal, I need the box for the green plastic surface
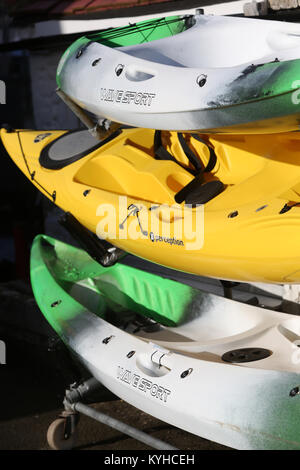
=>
[30,234,198,333]
[56,15,187,88]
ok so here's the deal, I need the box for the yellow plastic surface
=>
[3,126,300,283]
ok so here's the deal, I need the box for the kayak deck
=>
[30,234,300,450]
[4,126,300,283]
[57,14,300,133]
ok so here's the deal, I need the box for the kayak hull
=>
[57,14,300,134]
[30,234,300,450]
[3,126,300,284]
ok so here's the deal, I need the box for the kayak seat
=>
[154,130,217,175]
[176,180,225,205]
[154,130,224,205]
[39,128,121,170]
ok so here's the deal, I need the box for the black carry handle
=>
[59,212,125,267]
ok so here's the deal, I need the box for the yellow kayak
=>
[2,125,300,284]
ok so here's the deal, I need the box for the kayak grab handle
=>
[125,66,155,82]
[59,212,125,267]
[135,350,171,377]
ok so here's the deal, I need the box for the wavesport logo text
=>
[95,196,204,250]
[100,88,156,106]
[117,366,171,403]
[0,80,6,104]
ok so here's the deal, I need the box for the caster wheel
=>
[47,418,77,450]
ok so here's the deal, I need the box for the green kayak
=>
[30,234,300,450]
[56,15,189,88]
[30,234,199,333]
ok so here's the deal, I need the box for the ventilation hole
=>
[180,368,193,378]
[290,386,300,397]
[197,74,207,87]
[256,205,268,212]
[127,351,135,358]
[115,64,124,76]
[92,58,101,66]
[102,335,114,344]
[228,211,238,218]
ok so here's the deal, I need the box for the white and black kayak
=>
[31,234,300,450]
[57,13,300,134]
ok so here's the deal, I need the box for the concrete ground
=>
[0,334,229,451]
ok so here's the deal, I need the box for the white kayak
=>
[31,235,300,450]
[57,13,300,134]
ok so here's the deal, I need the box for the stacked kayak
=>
[3,126,300,284]
[30,234,300,450]
[57,13,300,134]
[5,12,300,450]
